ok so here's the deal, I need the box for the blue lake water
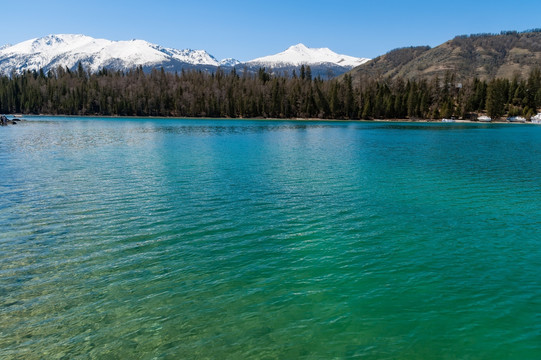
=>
[1,117,540,359]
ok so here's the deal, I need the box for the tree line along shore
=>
[1,64,541,121]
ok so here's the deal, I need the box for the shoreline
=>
[14,114,535,124]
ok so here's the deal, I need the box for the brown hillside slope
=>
[348,31,541,84]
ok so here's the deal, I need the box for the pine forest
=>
[1,64,541,120]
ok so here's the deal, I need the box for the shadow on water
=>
[140,123,337,136]
[371,123,514,131]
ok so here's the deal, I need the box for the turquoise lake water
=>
[1,117,540,359]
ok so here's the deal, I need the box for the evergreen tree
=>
[486,79,507,119]
[305,66,312,82]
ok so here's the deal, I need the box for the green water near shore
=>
[1,117,540,359]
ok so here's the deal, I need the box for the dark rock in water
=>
[0,115,22,126]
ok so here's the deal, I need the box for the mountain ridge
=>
[0,34,226,74]
[347,30,541,83]
[0,34,368,77]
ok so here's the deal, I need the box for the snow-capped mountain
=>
[247,43,370,68]
[0,34,236,74]
[243,43,370,78]
[219,58,242,67]
[0,35,369,78]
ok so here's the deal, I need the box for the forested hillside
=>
[349,30,541,83]
[1,64,541,120]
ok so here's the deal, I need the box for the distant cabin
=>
[478,115,492,122]
[531,113,541,124]
[507,116,526,122]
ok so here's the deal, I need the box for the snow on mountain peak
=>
[5,34,102,55]
[0,34,240,74]
[247,43,370,68]
[288,43,309,51]
[0,35,369,77]
[220,58,241,67]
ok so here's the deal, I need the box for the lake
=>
[1,117,540,359]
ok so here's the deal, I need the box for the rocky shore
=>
[0,115,24,126]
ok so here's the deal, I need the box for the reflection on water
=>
[142,123,336,136]
[373,123,514,131]
[7,118,341,152]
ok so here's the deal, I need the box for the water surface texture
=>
[1,117,540,359]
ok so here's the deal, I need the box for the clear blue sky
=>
[2,0,541,61]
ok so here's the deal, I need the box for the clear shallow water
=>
[1,117,540,359]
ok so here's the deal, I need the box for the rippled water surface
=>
[1,117,540,359]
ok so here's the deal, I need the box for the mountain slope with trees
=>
[348,30,541,83]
